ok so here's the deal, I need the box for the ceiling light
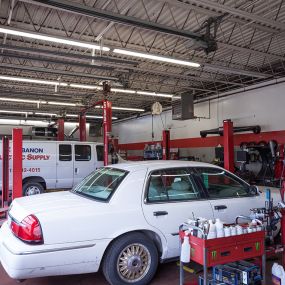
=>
[35,112,57,116]
[136,91,173,98]
[0,97,47,104]
[48,101,78,107]
[0,75,67,86]
[112,107,145,112]
[66,114,117,119]
[69,84,102,90]
[0,110,33,115]
[113,48,200,67]
[0,26,110,51]
[112,88,136,94]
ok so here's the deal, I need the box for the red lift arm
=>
[103,100,112,166]
[223,119,234,172]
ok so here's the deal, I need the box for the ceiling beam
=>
[185,0,285,31]
[24,0,209,49]
[0,63,119,81]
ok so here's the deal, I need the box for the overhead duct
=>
[172,92,194,120]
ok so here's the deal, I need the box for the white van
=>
[0,141,104,195]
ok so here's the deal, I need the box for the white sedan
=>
[0,161,281,285]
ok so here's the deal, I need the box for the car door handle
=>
[214,205,227,210]
[153,211,168,216]
[75,167,79,174]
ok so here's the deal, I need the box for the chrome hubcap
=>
[25,186,41,196]
[117,243,151,283]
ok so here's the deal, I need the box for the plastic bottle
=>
[207,219,217,239]
[180,233,191,263]
[216,218,225,238]
[272,263,285,285]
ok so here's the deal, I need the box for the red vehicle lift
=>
[79,113,87,142]
[162,130,170,160]
[57,117,65,141]
[0,129,23,222]
[223,119,234,173]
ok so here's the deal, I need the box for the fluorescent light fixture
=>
[0,26,110,51]
[112,106,145,112]
[69,84,102,90]
[66,114,117,119]
[0,110,33,115]
[35,112,57,116]
[0,97,47,104]
[113,48,200,67]
[48,101,77,107]
[0,75,67,86]
[136,91,173,98]
[112,88,136,94]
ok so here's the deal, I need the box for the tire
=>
[102,233,158,285]
[23,182,44,196]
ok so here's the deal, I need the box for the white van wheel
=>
[23,182,44,196]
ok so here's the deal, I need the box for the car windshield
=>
[72,167,128,201]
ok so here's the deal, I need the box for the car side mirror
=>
[249,185,258,196]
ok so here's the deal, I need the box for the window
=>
[75,145,91,161]
[195,167,249,198]
[96,145,104,161]
[72,167,128,201]
[59,144,72,161]
[147,168,201,202]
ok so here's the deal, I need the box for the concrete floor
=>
[0,259,277,285]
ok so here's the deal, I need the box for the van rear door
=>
[73,143,94,186]
[56,143,74,188]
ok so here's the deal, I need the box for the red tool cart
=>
[179,224,266,285]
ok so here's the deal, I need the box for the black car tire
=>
[23,182,44,196]
[102,232,158,285]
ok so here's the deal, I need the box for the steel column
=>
[162,130,170,160]
[103,100,112,166]
[223,119,234,172]
[57,118,65,141]
[2,137,9,209]
[79,113,87,142]
[12,129,22,200]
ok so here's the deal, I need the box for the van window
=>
[59,144,72,161]
[75,145,91,161]
[96,145,104,161]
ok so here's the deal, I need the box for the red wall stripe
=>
[118,130,285,151]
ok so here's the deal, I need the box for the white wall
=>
[113,80,285,144]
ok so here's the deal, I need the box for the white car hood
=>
[257,186,281,204]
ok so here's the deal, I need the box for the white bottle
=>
[230,226,237,236]
[216,218,225,238]
[224,226,231,237]
[207,219,217,239]
[272,263,285,285]
[180,234,191,263]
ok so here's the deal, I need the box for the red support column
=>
[57,118,65,141]
[2,137,9,208]
[162,130,170,160]
[79,113,87,142]
[103,100,112,166]
[223,119,234,172]
[12,129,22,200]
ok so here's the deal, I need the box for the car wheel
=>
[103,232,158,285]
[23,182,44,196]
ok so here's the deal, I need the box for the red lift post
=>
[162,130,170,160]
[12,129,23,200]
[103,99,112,166]
[57,118,65,141]
[79,113,87,142]
[223,119,235,172]
[1,137,9,211]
